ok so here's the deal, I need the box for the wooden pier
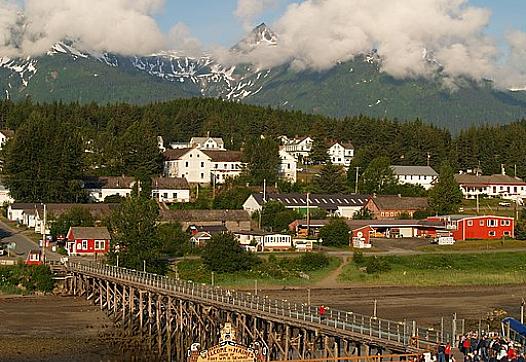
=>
[64,263,441,361]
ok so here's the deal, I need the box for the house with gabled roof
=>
[163,147,244,184]
[151,177,190,203]
[282,136,314,160]
[189,136,225,150]
[327,141,354,167]
[243,192,369,219]
[365,195,429,220]
[66,226,111,256]
[454,172,526,199]
[391,165,438,190]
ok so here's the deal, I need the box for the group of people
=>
[433,332,525,362]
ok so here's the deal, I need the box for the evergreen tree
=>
[319,218,350,247]
[429,161,463,215]
[360,157,397,195]
[50,207,95,237]
[2,112,86,202]
[108,193,166,274]
[119,120,163,178]
[312,164,347,194]
[243,137,280,185]
[310,138,329,164]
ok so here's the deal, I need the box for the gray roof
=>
[251,193,369,209]
[69,227,111,240]
[391,166,438,177]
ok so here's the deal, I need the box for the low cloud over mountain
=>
[0,0,525,89]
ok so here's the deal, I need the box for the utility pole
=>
[307,288,311,305]
[254,279,258,296]
[354,167,361,194]
[521,299,525,324]
[143,260,146,272]
[306,192,311,236]
[427,152,431,167]
[41,203,46,264]
[263,179,267,202]
[211,271,215,286]
[476,192,480,214]
[373,299,377,319]
[212,173,216,199]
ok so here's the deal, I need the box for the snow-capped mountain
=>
[0,24,525,129]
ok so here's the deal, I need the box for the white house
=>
[282,137,313,160]
[189,136,225,150]
[233,231,293,252]
[0,182,14,205]
[164,148,244,185]
[455,172,526,200]
[243,193,369,219]
[190,232,212,247]
[157,136,166,153]
[84,176,135,202]
[279,149,297,183]
[327,142,354,167]
[151,177,191,203]
[0,129,14,150]
[391,166,438,190]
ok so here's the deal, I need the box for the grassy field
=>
[339,252,526,287]
[172,255,341,288]
[417,239,526,252]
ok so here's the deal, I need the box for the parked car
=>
[499,202,511,207]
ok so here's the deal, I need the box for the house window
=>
[487,219,497,227]
[185,162,189,167]
[467,220,473,226]
[95,240,106,251]
[479,220,484,226]
[201,173,204,179]
[489,231,496,237]
[504,231,511,237]
[163,193,168,198]
[172,193,177,199]
[82,240,88,250]
[201,161,205,168]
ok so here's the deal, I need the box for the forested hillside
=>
[0,98,525,181]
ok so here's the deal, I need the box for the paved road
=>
[0,220,59,261]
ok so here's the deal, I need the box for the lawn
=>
[417,239,526,252]
[172,254,341,288]
[339,252,526,287]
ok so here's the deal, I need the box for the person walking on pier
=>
[319,305,327,321]
[445,342,452,362]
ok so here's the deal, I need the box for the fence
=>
[68,262,443,348]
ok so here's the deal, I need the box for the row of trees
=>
[1,98,524,177]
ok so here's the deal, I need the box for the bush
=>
[0,265,55,293]
[202,233,260,273]
[365,256,392,274]
[57,247,68,256]
[297,253,330,271]
[353,251,365,265]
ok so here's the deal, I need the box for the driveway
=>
[0,220,60,261]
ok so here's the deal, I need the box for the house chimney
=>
[207,131,210,138]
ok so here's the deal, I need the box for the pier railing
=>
[68,262,442,349]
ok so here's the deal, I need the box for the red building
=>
[66,227,111,256]
[427,215,514,241]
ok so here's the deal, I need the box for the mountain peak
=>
[233,23,278,52]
